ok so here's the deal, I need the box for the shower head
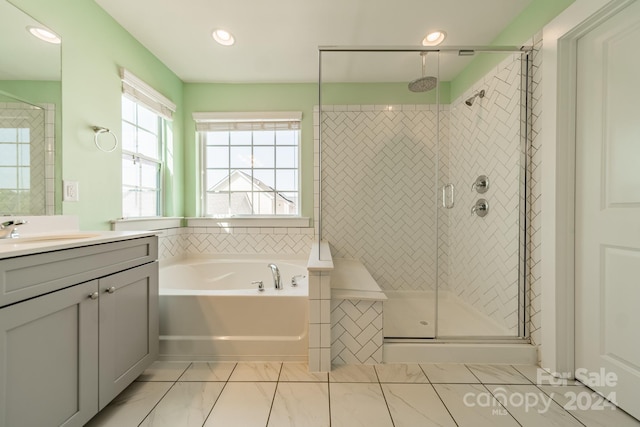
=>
[408,52,438,93]
[409,76,438,92]
[465,89,485,106]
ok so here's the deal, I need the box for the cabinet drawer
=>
[0,236,157,308]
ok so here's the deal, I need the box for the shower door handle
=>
[441,184,455,209]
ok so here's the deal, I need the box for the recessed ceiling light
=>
[212,29,235,46]
[422,30,446,46]
[27,25,61,44]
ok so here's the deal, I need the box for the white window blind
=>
[193,111,302,132]
[120,68,176,121]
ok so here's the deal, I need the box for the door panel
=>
[575,0,640,420]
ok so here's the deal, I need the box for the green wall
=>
[450,0,575,99]
[4,0,573,229]
[9,0,184,230]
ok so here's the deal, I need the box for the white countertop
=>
[0,231,158,259]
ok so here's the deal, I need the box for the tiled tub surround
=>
[307,241,333,372]
[157,226,315,262]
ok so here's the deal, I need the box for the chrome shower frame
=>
[317,45,533,342]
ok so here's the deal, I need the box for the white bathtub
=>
[158,256,309,361]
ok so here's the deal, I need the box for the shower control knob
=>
[472,175,489,193]
[471,199,489,218]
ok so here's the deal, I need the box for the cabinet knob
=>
[106,286,116,294]
[89,292,99,300]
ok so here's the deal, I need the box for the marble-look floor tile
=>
[267,382,329,427]
[178,362,236,382]
[330,383,394,427]
[433,383,520,427]
[137,361,191,382]
[540,385,640,427]
[329,364,378,383]
[420,363,479,383]
[374,364,428,383]
[486,384,583,427]
[279,363,328,382]
[228,362,281,382]
[512,365,579,386]
[204,382,276,427]
[466,364,530,384]
[382,384,456,427]
[85,381,172,427]
[139,382,224,427]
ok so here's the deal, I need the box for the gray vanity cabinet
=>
[0,280,99,427]
[0,236,158,427]
[98,262,158,409]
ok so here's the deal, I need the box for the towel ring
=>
[92,126,118,153]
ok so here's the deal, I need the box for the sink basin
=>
[0,233,101,244]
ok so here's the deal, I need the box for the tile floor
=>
[85,362,640,427]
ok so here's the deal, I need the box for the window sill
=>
[186,216,310,228]
[111,217,183,231]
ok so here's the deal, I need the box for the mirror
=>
[0,0,61,215]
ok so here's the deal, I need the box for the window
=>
[0,127,31,213]
[121,97,163,217]
[195,112,301,217]
[120,69,175,218]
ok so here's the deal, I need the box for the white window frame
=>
[119,68,175,218]
[194,111,302,218]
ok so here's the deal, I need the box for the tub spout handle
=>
[252,281,264,292]
[291,275,305,287]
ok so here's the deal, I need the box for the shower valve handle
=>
[471,199,489,217]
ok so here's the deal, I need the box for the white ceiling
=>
[96,0,534,83]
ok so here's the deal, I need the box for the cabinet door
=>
[0,281,99,427]
[99,262,158,409]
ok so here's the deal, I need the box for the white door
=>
[575,0,640,420]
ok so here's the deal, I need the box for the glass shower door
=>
[318,49,440,339]
[435,49,529,338]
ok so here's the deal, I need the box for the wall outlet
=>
[63,180,79,202]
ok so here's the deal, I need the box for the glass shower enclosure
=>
[317,46,531,341]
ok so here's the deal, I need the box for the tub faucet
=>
[0,219,27,239]
[268,263,282,290]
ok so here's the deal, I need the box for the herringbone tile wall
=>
[0,102,53,215]
[331,299,383,364]
[527,33,543,354]
[319,105,449,293]
[157,226,314,261]
[318,48,538,338]
[448,52,524,334]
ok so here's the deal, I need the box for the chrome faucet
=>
[267,263,282,290]
[0,219,27,239]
